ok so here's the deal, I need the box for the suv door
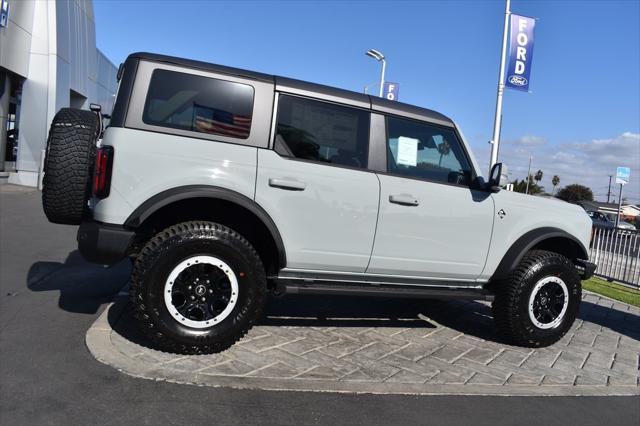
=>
[255,94,380,273]
[366,115,494,280]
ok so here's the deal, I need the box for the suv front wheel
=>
[492,250,581,347]
[130,221,267,354]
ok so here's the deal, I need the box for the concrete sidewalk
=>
[88,290,640,396]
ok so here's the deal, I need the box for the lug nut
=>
[208,289,213,293]
[196,278,199,282]
[188,285,192,290]
[190,295,195,300]
[206,280,210,284]
[201,297,206,302]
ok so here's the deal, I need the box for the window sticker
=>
[396,136,419,166]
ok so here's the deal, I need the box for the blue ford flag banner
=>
[505,14,536,92]
[383,82,400,101]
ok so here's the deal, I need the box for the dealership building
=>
[0,0,117,186]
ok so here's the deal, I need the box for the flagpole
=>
[489,0,511,173]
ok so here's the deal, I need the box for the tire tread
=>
[492,249,580,347]
[129,221,266,355]
[42,108,100,225]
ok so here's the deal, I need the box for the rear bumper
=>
[77,221,135,265]
[575,259,597,280]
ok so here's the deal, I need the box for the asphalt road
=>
[1,184,638,426]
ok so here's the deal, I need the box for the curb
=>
[583,289,639,308]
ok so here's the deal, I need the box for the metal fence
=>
[589,226,640,288]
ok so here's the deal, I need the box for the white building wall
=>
[0,0,35,78]
[13,0,52,183]
[0,0,117,186]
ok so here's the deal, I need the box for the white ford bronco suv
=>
[42,52,596,354]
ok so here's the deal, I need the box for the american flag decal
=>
[195,108,251,139]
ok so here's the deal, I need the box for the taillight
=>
[93,146,114,199]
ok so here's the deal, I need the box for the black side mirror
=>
[489,163,509,192]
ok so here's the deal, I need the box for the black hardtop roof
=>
[127,52,453,126]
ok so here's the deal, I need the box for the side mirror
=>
[489,163,509,192]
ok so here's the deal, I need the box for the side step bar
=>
[277,282,494,302]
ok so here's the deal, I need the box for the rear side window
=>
[274,95,370,169]
[143,69,254,139]
[386,116,472,185]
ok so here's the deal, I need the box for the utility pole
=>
[606,175,612,203]
[525,155,532,194]
[489,0,511,173]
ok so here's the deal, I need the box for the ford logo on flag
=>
[508,75,528,87]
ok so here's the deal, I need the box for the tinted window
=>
[275,95,370,168]
[143,69,254,139]
[386,116,472,185]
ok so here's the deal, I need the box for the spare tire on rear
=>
[42,108,101,225]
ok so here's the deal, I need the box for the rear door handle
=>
[389,194,419,206]
[269,178,306,191]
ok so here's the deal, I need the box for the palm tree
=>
[534,169,544,185]
[551,175,560,195]
[437,140,451,166]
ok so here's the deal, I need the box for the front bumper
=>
[77,221,135,265]
[575,259,597,280]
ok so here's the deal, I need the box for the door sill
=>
[274,268,484,288]
[275,281,492,301]
[271,269,492,301]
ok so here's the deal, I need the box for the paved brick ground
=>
[87,291,640,395]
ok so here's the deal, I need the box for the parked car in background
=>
[587,211,636,230]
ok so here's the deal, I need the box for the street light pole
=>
[489,0,511,172]
[366,49,386,97]
[378,58,386,97]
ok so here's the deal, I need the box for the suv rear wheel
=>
[130,221,266,354]
[492,250,581,347]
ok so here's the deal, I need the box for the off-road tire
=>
[492,250,581,347]
[130,221,267,354]
[42,108,100,225]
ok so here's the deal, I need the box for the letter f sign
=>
[518,19,528,32]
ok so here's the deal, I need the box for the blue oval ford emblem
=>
[508,75,528,86]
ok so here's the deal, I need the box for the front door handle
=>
[269,178,307,191]
[389,194,419,206]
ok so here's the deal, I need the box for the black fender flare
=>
[491,227,588,280]
[124,185,286,269]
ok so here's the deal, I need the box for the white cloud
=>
[496,132,640,204]
[509,135,548,147]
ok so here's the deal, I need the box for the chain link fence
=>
[589,226,640,288]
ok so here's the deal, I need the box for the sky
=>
[93,0,640,203]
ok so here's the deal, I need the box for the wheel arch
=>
[491,227,588,281]
[125,185,286,274]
